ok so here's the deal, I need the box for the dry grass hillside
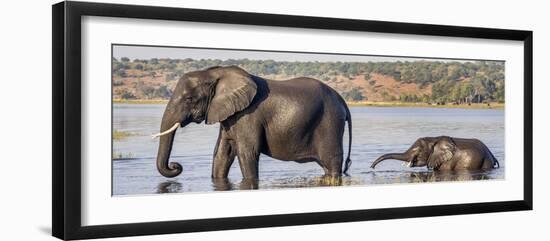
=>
[111,58,505,106]
[113,71,432,102]
[326,73,432,102]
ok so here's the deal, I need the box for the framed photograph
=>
[52,1,532,240]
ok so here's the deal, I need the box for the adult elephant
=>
[370,136,499,171]
[153,66,352,179]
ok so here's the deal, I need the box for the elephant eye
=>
[184,96,193,103]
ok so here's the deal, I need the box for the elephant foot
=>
[318,175,342,186]
[239,178,259,190]
[211,177,234,191]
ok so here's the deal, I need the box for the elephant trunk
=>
[155,116,183,178]
[370,153,410,169]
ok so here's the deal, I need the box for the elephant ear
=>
[427,136,456,169]
[417,138,432,161]
[206,67,257,124]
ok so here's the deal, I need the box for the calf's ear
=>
[427,136,456,169]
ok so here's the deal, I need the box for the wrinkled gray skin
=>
[155,66,352,181]
[370,136,499,171]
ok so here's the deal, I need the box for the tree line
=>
[112,57,504,103]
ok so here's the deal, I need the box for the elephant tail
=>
[489,152,500,168]
[343,105,352,176]
[489,150,500,168]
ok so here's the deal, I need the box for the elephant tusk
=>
[407,161,412,167]
[151,122,180,139]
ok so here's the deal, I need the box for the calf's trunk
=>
[370,153,410,168]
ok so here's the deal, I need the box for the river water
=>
[112,104,504,195]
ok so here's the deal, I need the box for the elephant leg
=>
[231,123,262,179]
[237,150,260,179]
[315,117,346,177]
[212,135,236,179]
[319,153,343,177]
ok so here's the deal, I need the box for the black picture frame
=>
[52,1,533,240]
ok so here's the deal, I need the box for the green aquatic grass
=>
[113,130,134,141]
[112,152,135,159]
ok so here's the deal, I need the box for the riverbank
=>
[346,101,504,109]
[113,99,504,109]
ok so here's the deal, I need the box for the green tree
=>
[364,73,371,80]
[342,88,365,101]
[154,85,172,98]
[120,90,135,99]
[381,91,394,101]
[115,69,126,77]
[460,82,474,104]
[449,83,461,103]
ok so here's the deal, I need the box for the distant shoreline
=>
[346,101,504,109]
[113,99,504,109]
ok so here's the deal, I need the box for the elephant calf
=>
[370,136,499,171]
